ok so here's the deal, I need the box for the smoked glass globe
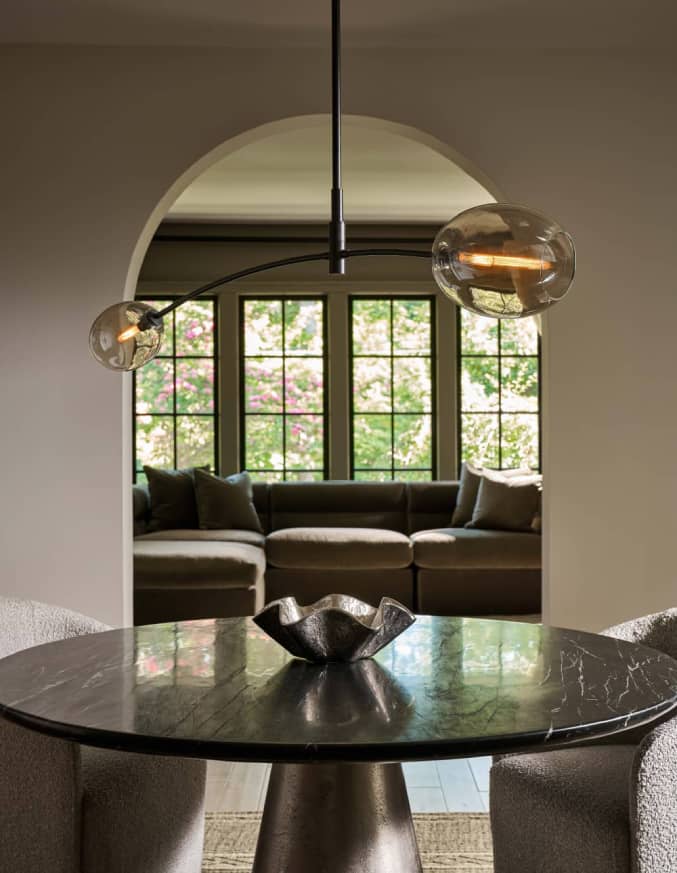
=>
[89,301,164,371]
[432,204,575,318]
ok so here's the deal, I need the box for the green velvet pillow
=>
[467,474,542,533]
[144,466,202,532]
[194,469,263,533]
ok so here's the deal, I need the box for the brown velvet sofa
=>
[133,480,541,624]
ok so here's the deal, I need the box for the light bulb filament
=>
[118,324,141,343]
[458,251,553,271]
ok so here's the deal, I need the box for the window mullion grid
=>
[389,299,395,480]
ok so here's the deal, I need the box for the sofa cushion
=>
[135,529,265,547]
[450,462,483,526]
[266,527,413,570]
[194,469,263,533]
[412,528,541,569]
[133,484,150,536]
[270,481,407,532]
[407,481,461,533]
[134,540,265,587]
[144,466,203,532]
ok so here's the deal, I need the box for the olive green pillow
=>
[144,466,203,531]
[194,469,263,533]
[467,475,542,533]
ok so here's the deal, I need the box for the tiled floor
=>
[206,757,491,813]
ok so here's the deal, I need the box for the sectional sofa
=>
[133,479,541,624]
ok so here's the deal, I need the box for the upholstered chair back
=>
[603,608,677,662]
[0,596,107,659]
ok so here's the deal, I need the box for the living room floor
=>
[206,757,491,812]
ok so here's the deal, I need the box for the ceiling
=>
[3,0,674,49]
[167,117,493,223]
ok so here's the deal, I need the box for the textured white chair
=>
[490,608,677,873]
[0,597,206,873]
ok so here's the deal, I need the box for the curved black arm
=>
[153,247,431,319]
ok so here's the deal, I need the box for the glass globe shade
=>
[432,204,575,318]
[89,301,164,371]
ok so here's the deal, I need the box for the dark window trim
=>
[133,296,219,481]
[239,295,329,480]
[456,310,542,471]
[349,295,438,480]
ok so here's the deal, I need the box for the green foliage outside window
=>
[134,299,217,480]
[459,311,540,470]
[241,298,326,481]
[351,298,435,481]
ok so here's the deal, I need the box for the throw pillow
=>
[467,474,542,533]
[194,469,263,533]
[451,462,484,526]
[144,466,202,531]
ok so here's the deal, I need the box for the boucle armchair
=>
[490,608,677,873]
[0,597,206,873]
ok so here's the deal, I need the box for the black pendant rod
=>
[153,248,430,319]
[329,0,346,275]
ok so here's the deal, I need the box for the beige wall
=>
[1,46,675,628]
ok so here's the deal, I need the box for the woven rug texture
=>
[202,811,493,872]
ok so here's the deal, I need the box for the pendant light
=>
[89,0,575,372]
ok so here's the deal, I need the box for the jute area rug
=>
[202,811,493,872]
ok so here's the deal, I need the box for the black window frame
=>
[349,295,438,481]
[133,295,219,481]
[239,295,329,481]
[456,309,542,472]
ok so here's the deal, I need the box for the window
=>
[134,299,217,481]
[240,297,327,481]
[350,297,436,481]
[458,310,540,470]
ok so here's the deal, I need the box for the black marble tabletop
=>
[0,616,676,763]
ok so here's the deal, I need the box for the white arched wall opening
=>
[4,47,674,631]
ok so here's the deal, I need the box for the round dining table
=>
[1,615,676,873]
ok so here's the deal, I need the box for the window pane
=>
[352,300,391,354]
[176,416,214,469]
[393,414,432,469]
[176,360,214,414]
[461,413,499,467]
[461,311,498,354]
[501,414,539,469]
[285,358,324,413]
[245,358,283,413]
[393,300,431,355]
[241,298,327,480]
[353,414,392,469]
[393,358,431,412]
[353,358,391,413]
[285,300,324,356]
[136,359,174,414]
[243,300,283,355]
[136,415,174,468]
[250,471,285,482]
[286,415,324,470]
[175,300,214,356]
[396,470,432,481]
[134,298,216,481]
[500,317,539,355]
[353,470,392,481]
[284,471,324,482]
[461,358,499,411]
[245,415,284,472]
[501,357,539,412]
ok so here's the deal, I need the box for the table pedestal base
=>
[252,762,422,873]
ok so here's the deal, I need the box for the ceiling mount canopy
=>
[89,0,575,372]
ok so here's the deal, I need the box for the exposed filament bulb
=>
[117,324,141,343]
[458,251,553,271]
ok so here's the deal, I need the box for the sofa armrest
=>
[0,719,81,873]
[631,717,677,873]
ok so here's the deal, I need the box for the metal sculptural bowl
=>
[253,594,416,663]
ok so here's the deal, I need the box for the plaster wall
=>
[0,46,675,628]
